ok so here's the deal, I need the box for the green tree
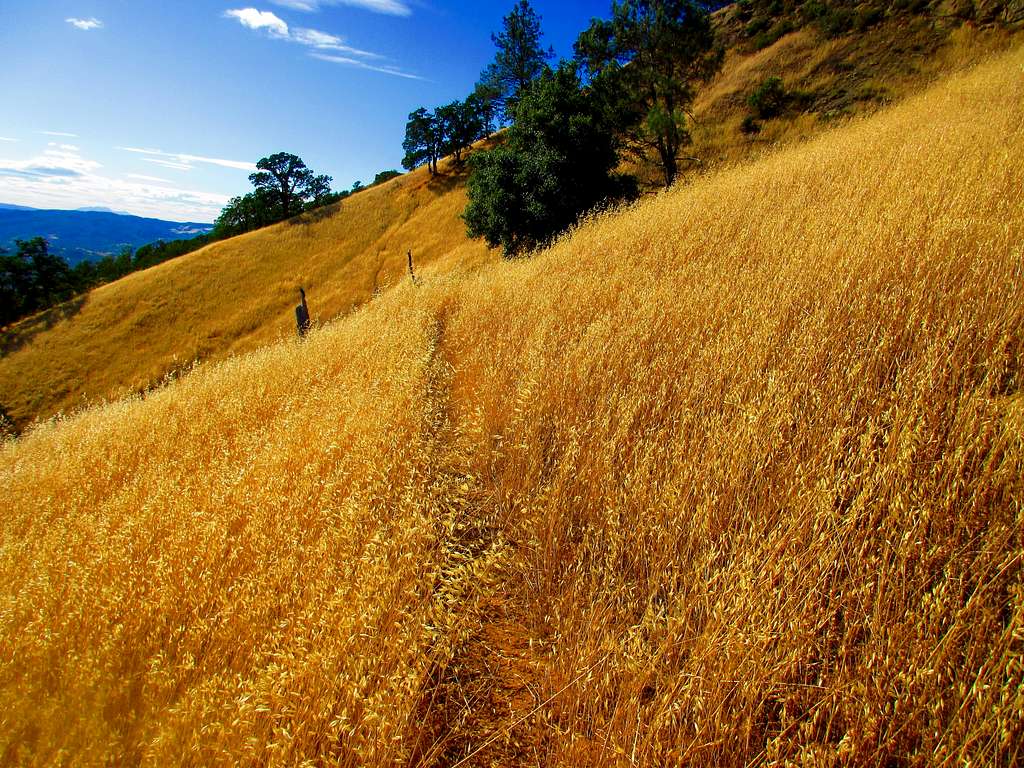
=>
[249,152,332,219]
[372,170,402,186]
[402,107,442,175]
[575,0,722,186]
[479,0,554,122]
[0,238,78,325]
[213,189,283,238]
[437,98,486,165]
[471,80,502,136]
[463,64,636,258]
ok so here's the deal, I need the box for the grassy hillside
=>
[683,16,1020,175]
[0,162,491,427]
[2,21,1018,429]
[2,44,1021,767]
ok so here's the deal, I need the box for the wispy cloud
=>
[311,53,424,80]
[66,17,103,30]
[41,131,78,138]
[0,145,229,221]
[126,173,173,184]
[144,158,195,171]
[271,0,412,16]
[117,146,256,172]
[291,27,383,59]
[225,7,420,78]
[0,137,17,143]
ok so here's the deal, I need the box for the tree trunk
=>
[660,146,678,187]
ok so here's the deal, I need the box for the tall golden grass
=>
[1,45,1022,766]
[0,162,491,427]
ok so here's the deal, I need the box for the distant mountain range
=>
[0,204,213,265]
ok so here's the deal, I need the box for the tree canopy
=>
[249,152,333,220]
[575,0,722,186]
[479,0,554,122]
[402,108,443,175]
[215,152,337,238]
[463,64,636,258]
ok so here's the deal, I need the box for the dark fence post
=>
[296,287,311,337]
[408,250,418,285]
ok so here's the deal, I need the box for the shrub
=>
[740,115,762,134]
[817,6,854,36]
[748,76,788,118]
[753,19,795,49]
[855,5,885,30]
[745,15,772,36]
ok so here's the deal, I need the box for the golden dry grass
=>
[687,20,1022,171]
[0,159,492,427]
[1,45,1023,767]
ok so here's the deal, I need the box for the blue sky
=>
[0,0,609,222]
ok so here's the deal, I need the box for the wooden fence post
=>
[296,287,311,337]
[408,250,418,285]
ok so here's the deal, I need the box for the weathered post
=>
[408,250,418,285]
[295,287,311,337]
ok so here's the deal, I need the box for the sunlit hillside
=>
[2,22,1018,431]
[682,18,1020,178]
[0,161,491,427]
[1,44,1020,766]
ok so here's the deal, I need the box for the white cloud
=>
[311,53,423,80]
[0,137,17,143]
[0,145,229,221]
[225,8,289,37]
[117,146,256,172]
[41,131,78,138]
[227,7,420,78]
[0,144,102,179]
[270,0,412,16]
[66,17,103,30]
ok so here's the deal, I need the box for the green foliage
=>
[463,65,636,258]
[402,107,442,174]
[403,96,492,173]
[372,170,402,186]
[437,99,487,165]
[133,234,215,270]
[740,114,762,134]
[471,80,502,136]
[249,152,332,220]
[753,18,795,48]
[214,189,283,238]
[478,0,554,122]
[575,0,723,187]
[748,76,788,118]
[1,237,92,326]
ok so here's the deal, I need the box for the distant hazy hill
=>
[0,204,213,265]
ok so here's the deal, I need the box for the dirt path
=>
[407,311,547,767]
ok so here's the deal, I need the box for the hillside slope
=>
[1,45,1021,767]
[2,21,1018,429]
[0,163,491,426]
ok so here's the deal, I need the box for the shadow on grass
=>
[286,202,344,227]
[1,295,87,357]
[426,171,464,195]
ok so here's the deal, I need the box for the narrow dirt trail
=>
[406,310,548,767]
